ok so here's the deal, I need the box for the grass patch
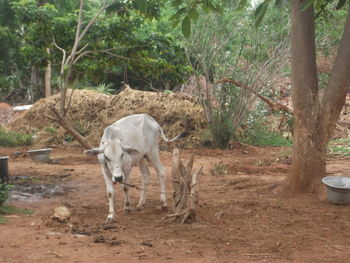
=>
[239,126,292,147]
[328,138,350,156]
[0,205,34,224]
[210,161,228,176]
[0,127,32,147]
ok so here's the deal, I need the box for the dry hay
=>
[7,87,206,148]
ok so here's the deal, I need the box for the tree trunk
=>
[289,1,350,194]
[289,0,324,193]
[29,66,40,103]
[320,6,350,141]
[45,48,52,98]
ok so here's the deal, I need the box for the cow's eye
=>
[105,155,111,162]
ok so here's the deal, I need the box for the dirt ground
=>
[1,145,350,263]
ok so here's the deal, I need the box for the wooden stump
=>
[163,148,202,224]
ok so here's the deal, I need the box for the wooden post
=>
[163,148,202,224]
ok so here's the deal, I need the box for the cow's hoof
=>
[161,205,169,212]
[106,214,116,223]
[106,217,116,223]
[136,204,144,211]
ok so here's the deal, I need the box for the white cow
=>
[85,113,183,222]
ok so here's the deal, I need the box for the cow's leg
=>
[98,154,116,222]
[122,167,132,214]
[148,148,168,211]
[136,158,150,209]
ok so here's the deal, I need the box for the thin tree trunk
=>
[45,48,52,98]
[320,6,350,141]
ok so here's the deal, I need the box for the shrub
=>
[209,110,235,149]
[0,183,12,207]
[0,128,32,147]
[239,125,292,147]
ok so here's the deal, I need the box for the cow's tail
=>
[159,127,187,142]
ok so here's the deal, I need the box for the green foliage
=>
[328,138,350,156]
[209,110,235,149]
[239,124,292,147]
[1,0,191,102]
[0,204,34,224]
[45,127,57,137]
[0,128,32,147]
[85,83,115,94]
[208,84,240,149]
[186,7,289,148]
[0,183,13,207]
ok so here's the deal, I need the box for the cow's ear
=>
[105,127,120,141]
[122,146,140,155]
[84,148,102,156]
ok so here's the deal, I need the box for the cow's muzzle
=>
[112,175,123,184]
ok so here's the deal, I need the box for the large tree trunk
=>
[289,1,350,194]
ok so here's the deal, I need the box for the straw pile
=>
[7,87,206,148]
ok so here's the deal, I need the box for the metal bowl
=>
[27,148,52,163]
[322,176,350,205]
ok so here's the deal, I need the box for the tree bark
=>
[45,48,52,98]
[289,1,350,194]
[289,0,324,193]
[320,6,350,141]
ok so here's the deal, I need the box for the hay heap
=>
[7,87,206,147]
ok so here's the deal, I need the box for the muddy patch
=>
[9,174,74,202]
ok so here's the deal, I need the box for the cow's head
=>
[84,127,139,184]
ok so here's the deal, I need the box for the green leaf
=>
[336,0,347,9]
[136,0,148,13]
[275,0,283,8]
[170,7,186,21]
[314,0,323,10]
[188,8,199,20]
[182,16,191,38]
[171,0,183,7]
[171,18,181,28]
[299,0,314,11]
[255,2,269,27]
[202,0,219,12]
[237,0,248,10]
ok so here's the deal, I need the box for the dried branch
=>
[162,148,202,224]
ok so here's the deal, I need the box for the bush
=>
[0,183,12,207]
[239,125,292,147]
[0,128,32,147]
[209,110,235,149]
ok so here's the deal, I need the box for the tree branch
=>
[216,78,292,114]
[50,106,93,150]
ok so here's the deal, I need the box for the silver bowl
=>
[322,176,350,205]
[27,148,52,163]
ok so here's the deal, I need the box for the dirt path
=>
[1,145,350,263]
